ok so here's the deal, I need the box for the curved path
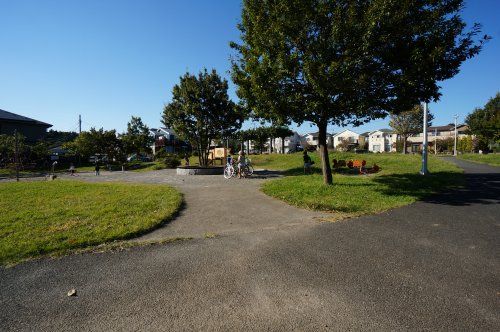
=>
[1,159,499,331]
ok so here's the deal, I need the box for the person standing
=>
[95,162,100,176]
[303,150,313,174]
[69,163,76,176]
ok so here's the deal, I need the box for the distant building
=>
[0,109,52,141]
[271,131,302,153]
[303,132,334,149]
[149,127,188,154]
[332,130,359,150]
[368,129,397,153]
[407,124,470,152]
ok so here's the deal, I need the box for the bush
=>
[164,154,181,168]
[154,149,169,161]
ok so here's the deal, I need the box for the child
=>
[237,150,246,178]
[303,150,313,174]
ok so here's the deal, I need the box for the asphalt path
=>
[1,158,499,331]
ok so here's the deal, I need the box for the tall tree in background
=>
[64,128,122,161]
[121,116,153,156]
[162,69,244,166]
[231,0,488,184]
[466,92,500,148]
[390,105,434,154]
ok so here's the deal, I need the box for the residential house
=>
[368,129,397,153]
[150,127,187,154]
[271,131,302,153]
[358,132,370,150]
[0,109,52,142]
[332,130,359,150]
[303,132,334,149]
[407,124,470,152]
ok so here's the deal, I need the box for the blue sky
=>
[1,0,499,135]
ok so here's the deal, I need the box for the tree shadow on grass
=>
[372,171,500,206]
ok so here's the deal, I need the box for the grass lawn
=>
[457,153,500,167]
[258,152,463,217]
[0,180,182,265]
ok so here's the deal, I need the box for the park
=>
[1,1,499,331]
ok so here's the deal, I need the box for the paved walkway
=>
[1,159,499,331]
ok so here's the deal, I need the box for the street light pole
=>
[453,114,458,156]
[420,102,429,175]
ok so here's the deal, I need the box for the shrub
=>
[164,154,181,168]
[154,149,169,161]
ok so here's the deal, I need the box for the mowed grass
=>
[457,153,500,167]
[260,152,463,216]
[0,180,182,265]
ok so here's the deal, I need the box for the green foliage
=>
[164,154,181,168]
[44,130,78,147]
[121,116,153,156]
[457,136,473,153]
[457,153,500,166]
[63,128,122,161]
[390,105,434,154]
[162,69,245,166]
[436,137,455,153]
[231,0,488,184]
[466,93,500,146]
[0,181,182,265]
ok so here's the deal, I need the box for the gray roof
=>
[0,109,52,127]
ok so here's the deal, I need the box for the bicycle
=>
[224,161,236,179]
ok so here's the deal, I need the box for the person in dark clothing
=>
[303,150,313,174]
[95,163,100,176]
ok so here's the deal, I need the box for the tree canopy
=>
[64,128,122,161]
[162,69,244,166]
[231,0,488,184]
[390,105,434,154]
[121,116,153,156]
[466,92,500,147]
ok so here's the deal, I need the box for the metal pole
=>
[453,115,458,156]
[78,115,82,134]
[420,102,429,175]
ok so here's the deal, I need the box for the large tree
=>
[390,105,434,154]
[231,0,488,184]
[162,69,244,166]
[64,128,122,161]
[121,116,153,156]
[466,92,500,148]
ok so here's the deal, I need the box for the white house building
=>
[332,130,359,150]
[303,132,334,149]
[368,129,397,153]
[272,131,302,153]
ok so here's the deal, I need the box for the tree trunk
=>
[317,122,333,185]
[402,136,407,155]
[281,137,285,154]
[247,140,250,155]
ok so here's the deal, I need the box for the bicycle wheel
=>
[246,165,254,176]
[224,165,234,179]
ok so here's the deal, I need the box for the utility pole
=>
[453,114,458,156]
[420,102,429,175]
[14,129,19,182]
[78,114,82,134]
